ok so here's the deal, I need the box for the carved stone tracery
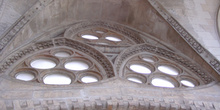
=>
[64,21,145,44]
[0,38,115,78]
[115,43,215,84]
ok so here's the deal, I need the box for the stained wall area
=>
[0,0,220,110]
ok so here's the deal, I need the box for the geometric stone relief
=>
[0,38,115,79]
[0,97,218,110]
[148,0,220,75]
[115,43,215,85]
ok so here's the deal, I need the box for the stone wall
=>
[0,78,220,110]
[157,0,220,61]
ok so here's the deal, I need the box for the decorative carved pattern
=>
[167,17,204,54]
[64,21,145,44]
[210,59,220,73]
[0,38,115,78]
[148,0,220,75]
[115,44,214,84]
[0,96,218,109]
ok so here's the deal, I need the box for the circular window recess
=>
[81,75,98,83]
[95,30,105,34]
[181,80,195,87]
[97,42,108,45]
[151,78,175,88]
[139,55,158,63]
[129,64,151,74]
[143,58,155,63]
[105,36,122,42]
[43,73,71,85]
[65,60,89,71]
[15,72,35,81]
[158,65,179,75]
[55,52,71,58]
[127,77,143,83]
[31,59,56,69]
[82,35,99,40]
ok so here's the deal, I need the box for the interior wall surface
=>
[0,0,219,110]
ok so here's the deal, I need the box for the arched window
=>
[0,26,215,88]
[116,44,214,88]
[3,38,115,85]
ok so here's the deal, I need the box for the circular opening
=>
[55,52,71,57]
[151,78,175,88]
[143,58,155,63]
[181,80,195,87]
[82,35,99,40]
[96,30,105,34]
[97,42,108,45]
[127,77,143,83]
[105,36,121,42]
[31,59,56,69]
[129,64,151,74]
[15,72,35,81]
[65,60,89,71]
[43,73,71,85]
[81,75,98,83]
[158,65,179,75]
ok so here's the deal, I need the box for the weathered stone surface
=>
[0,0,219,110]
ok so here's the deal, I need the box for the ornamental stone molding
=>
[148,0,220,75]
[0,96,218,110]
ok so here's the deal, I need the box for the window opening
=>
[55,52,71,57]
[127,77,143,83]
[142,58,155,63]
[151,78,175,88]
[43,73,71,85]
[181,80,195,87]
[82,35,99,40]
[129,64,151,74]
[81,75,98,83]
[31,59,56,69]
[158,65,179,75]
[65,61,89,71]
[96,30,105,34]
[105,36,122,42]
[16,72,35,81]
